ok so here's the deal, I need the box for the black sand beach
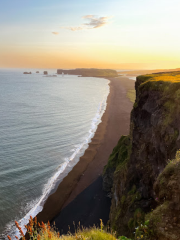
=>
[36,76,135,228]
[52,176,111,234]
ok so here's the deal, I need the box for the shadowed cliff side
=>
[103,72,180,238]
[144,150,180,240]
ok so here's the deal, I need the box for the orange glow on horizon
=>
[1,46,180,70]
[1,1,180,70]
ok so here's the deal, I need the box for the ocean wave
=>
[5,80,110,240]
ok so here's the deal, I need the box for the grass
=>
[138,150,180,240]
[127,89,136,103]
[8,217,121,240]
[146,73,180,83]
[40,228,117,240]
[136,72,180,94]
[135,72,180,129]
[137,72,180,84]
[156,150,180,201]
[103,135,130,173]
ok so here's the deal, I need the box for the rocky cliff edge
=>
[103,72,180,239]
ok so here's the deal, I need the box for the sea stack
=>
[23,72,32,74]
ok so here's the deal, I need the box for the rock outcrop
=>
[103,72,180,239]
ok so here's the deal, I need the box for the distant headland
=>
[57,68,118,77]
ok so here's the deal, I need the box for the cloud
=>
[82,15,112,29]
[61,15,112,31]
[52,32,59,35]
[61,26,84,31]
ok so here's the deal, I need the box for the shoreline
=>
[36,76,135,223]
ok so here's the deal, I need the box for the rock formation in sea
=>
[23,72,32,74]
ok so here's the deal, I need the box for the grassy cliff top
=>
[135,71,180,129]
[137,71,180,85]
[135,71,180,97]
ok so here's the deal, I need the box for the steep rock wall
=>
[145,150,180,240]
[103,72,180,237]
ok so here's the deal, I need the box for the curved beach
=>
[36,76,135,224]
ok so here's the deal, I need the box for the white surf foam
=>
[6,79,110,240]
[122,74,136,81]
[128,76,136,81]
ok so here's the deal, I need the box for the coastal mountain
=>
[57,68,118,77]
[103,72,180,239]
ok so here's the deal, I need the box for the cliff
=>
[57,68,118,77]
[103,71,180,239]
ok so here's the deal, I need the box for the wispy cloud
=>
[82,15,111,28]
[61,15,112,31]
[61,26,84,32]
[52,32,59,35]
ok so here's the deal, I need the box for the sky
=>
[0,0,180,70]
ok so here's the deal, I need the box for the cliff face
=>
[146,150,180,240]
[103,72,180,238]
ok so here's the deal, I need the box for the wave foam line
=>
[9,80,110,239]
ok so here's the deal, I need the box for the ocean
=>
[0,69,109,238]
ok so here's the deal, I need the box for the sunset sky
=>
[0,0,180,69]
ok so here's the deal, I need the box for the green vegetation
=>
[118,236,132,240]
[58,228,116,240]
[127,89,136,103]
[128,185,136,195]
[137,72,180,93]
[156,150,180,201]
[121,191,143,232]
[103,135,131,174]
[134,219,153,240]
[132,150,180,240]
[111,183,142,236]
[103,135,135,236]
[30,227,116,240]
[137,72,180,84]
[105,72,180,239]
[9,217,132,240]
[136,72,180,129]
[57,68,118,77]
[121,195,126,204]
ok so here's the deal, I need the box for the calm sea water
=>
[0,69,109,238]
